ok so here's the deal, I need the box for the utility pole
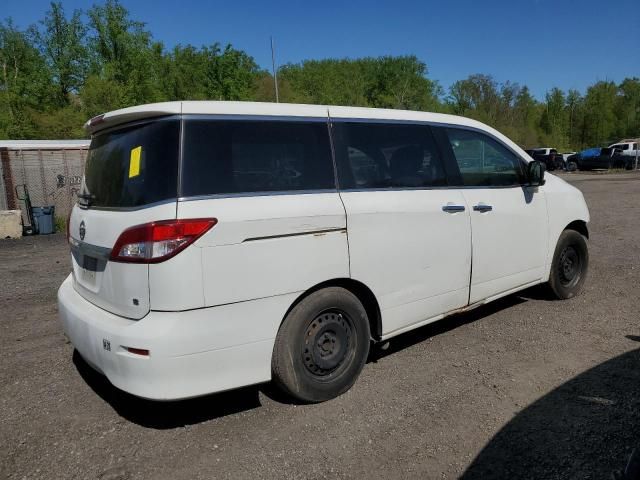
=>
[270,36,279,103]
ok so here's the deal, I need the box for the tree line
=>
[1,0,638,150]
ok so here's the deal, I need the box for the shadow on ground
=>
[369,294,527,362]
[72,285,590,434]
[73,350,262,429]
[72,290,540,427]
[462,339,640,479]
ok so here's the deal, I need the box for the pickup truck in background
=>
[526,147,565,171]
[573,147,633,170]
[609,140,639,157]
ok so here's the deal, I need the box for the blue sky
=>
[4,0,639,99]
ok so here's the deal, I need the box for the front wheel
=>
[548,230,589,299]
[271,287,371,403]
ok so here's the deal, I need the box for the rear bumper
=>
[58,274,295,400]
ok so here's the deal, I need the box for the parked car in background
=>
[567,148,598,171]
[565,153,580,171]
[529,148,564,171]
[561,152,578,171]
[576,147,631,170]
[530,148,555,156]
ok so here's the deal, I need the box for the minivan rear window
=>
[181,119,335,197]
[82,119,180,208]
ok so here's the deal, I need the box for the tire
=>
[271,287,371,403]
[548,229,589,299]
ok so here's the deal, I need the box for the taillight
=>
[110,218,217,263]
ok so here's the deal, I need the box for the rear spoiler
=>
[84,102,182,135]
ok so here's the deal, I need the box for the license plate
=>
[81,256,97,284]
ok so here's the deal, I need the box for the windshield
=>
[81,118,180,208]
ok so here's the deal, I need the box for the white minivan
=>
[58,101,590,403]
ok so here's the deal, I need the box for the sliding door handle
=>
[473,204,493,213]
[442,204,466,213]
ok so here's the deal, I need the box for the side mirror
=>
[527,160,546,187]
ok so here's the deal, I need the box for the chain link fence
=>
[1,142,89,229]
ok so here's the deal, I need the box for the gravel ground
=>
[1,172,639,479]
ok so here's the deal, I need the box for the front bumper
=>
[58,274,292,400]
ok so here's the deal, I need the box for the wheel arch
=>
[281,278,383,341]
[543,218,590,282]
[565,219,589,239]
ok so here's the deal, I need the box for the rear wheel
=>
[271,287,370,403]
[548,230,589,299]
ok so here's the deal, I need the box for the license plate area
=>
[81,255,98,284]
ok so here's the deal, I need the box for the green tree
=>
[201,43,260,100]
[278,56,440,110]
[565,89,582,148]
[80,74,128,118]
[366,56,441,110]
[279,58,372,105]
[0,19,52,138]
[512,86,540,147]
[447,74,501,124]
[582,81,618,146]
[35,2,88,106]
[616,78,640,139]
[30,104,86,138]
[86,0,163,108]
[161,44,209,100]
[540,87,568,148]
[1,0,638,146]
[159,43,260,101]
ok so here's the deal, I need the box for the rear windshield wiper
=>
[77,192,95,207]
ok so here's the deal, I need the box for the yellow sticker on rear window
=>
[129,146,142,178]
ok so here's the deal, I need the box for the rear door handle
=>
[442,204,466,213]
[473,204,493,213]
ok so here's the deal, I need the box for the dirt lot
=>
[1,172,639,479]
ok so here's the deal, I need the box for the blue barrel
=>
[32,206,55,235]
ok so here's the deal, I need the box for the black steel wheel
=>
[302,310,354,378]
[272,287,370,403]
[548,229,589,299]
[558,245,582,288]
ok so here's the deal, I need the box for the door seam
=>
[327,109,352,278]
[462,192,473,306]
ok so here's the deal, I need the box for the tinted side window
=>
[333,122,447,189]
[445,128,524,187]
[181,120,335,197]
